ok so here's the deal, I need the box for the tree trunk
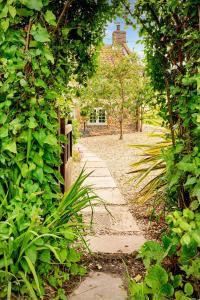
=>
[140,106,143,132]
[135,105,140,132]
[119,118,123,140]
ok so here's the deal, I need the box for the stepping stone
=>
[86,235,146,254]
[69,272,127,300]
[94,188,126,205]
[82,156,102,162]
[83,206,141,233]
[81,152,98,158]
[84,167,111,177]
[84,176,117,188]
[81,161,107,168]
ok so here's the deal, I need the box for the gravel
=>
[74,125,165,240]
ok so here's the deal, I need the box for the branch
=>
[25,18,32,51]
[147,3,160,26]
[54,0,73,34]
[198,5,200,31]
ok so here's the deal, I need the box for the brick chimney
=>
[112,24,126,45]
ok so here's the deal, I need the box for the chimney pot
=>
[112,25,126,45]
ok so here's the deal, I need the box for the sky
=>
[103,17,144,57]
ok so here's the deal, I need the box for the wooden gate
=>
[60,118,73,192]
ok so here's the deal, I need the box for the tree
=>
[80,47,144,139]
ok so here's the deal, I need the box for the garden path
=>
[69,143,146,300]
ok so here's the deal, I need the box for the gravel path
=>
[74,125,164,239]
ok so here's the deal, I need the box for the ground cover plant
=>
[0,0,123,298]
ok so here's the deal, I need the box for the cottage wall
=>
[80,114,136,136]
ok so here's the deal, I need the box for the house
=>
[80,25,139,136]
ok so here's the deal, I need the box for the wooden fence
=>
[60,118,73,192]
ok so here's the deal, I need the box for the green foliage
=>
[129,205,200,300]
[129,132,171,205]
[0,0,123,297]
[123,0,200,207]
[79,48,144,139]
[0,169,97,298]
[123,1,200,299]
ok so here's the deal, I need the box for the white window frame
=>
[88,108,107,125]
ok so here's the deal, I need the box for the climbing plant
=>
[123,0,200,208]
[0,0,122,298]
[121,1,200,298]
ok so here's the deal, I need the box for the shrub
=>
[128,203,200,300]
[0,170,96,299]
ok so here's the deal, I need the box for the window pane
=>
[99,109,106,123]
[90,110,97,123]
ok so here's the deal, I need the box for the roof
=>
[99,43,131,64]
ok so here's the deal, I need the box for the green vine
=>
[0,0,122,298]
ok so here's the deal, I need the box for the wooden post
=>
[64,124,73,192]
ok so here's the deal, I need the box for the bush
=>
[0,170,96,299]
[129,203,200,300]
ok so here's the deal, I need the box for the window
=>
[89,108,107,125]
[89,110,97,123]
[99,109,106,123]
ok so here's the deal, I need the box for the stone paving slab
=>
[94,188,126,205]
[87,235,146,254]
[69,272,127,300]
[84,167,111,177]
[84,176,117,188]
[82,152,99,157]
[83,206,140,233]
[81,161,107,168]
[82,156,102,162]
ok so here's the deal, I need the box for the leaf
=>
[0,113,7,124]
[3,141,17,153]
[31,24,50,42]
[39,249,51,263]
[35,79,47,89]
[32,153,43,167]
[21,163,29,178]
[44,10,56,26]
[24,256,41,296]
[54,170,65,184]
[25,245,37,265]
[28,117,38,129]
[33,129,46,146]
[184,283,193,296]
[9,6,16,18]
[33,168,43,183]
[0,5,8,19]
[62,27,70,38]
[77,27,82,37]
[68,248,80,263]
[19,271,37,300]
[44,51,54,64]
[0,127,8,138]
[160,283,174,297]
[1,18,9,32]
[20,78,27,87]
[20,0,43,11]
[190,200,199,211]
[44,134,57,146]
[145,265,168,290]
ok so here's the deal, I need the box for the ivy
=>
[0,0,123,298]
